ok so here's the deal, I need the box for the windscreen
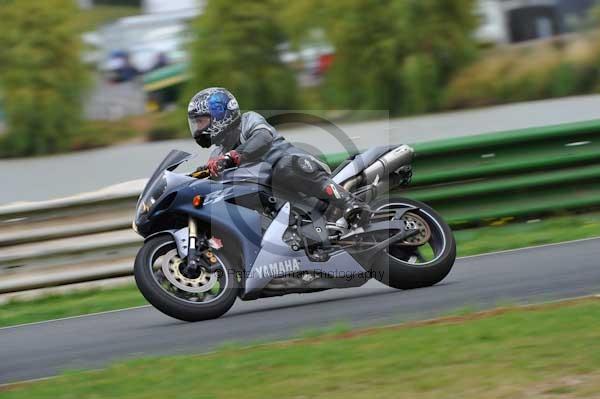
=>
[141,150,192,199]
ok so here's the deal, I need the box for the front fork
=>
[189,217,199,255]
[184,218,220,274]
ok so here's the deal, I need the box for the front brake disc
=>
[161,249,218,293]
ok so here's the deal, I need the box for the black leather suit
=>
[210,111,354,211]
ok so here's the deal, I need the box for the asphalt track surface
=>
[1,238,600,384]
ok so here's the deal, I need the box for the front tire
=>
[134,235,239,322]
[369,197,456,290]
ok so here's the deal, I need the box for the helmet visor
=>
[188,115,211,137]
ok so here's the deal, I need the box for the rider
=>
[187,87,370,227]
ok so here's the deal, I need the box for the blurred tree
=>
[589,0,600,27]
[321,0,401,111]
[188,0,297,111]
[283,0,478,114]
[396,0,478,113]
[0,0,89,157]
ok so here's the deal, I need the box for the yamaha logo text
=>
[254,259,301,278]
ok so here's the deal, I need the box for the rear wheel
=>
[134,235,239,321]
[369,197,456,289]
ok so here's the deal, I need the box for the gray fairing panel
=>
[243,203,368,297]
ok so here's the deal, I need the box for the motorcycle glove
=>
[207,150,241,177]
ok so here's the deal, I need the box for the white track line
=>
[458,236,600,260]
[2,236,599,331]
[0,305,150,331]
[0,376,56,390]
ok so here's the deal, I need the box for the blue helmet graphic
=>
[207,92,230,121]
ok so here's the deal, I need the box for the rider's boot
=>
[322,182,371,228]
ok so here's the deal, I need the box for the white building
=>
[476,0,511,43]
[143,0,204,14]
[88,1,205,72]
[476,0,596,44]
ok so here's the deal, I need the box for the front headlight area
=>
[135,174,168,221]
[137,200,151,217]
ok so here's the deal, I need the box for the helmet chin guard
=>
[194,132,212,148]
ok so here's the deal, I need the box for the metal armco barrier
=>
[323,119,600,227]
[2,119,600,293]
[407,119,600,227]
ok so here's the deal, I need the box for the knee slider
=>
[294,155,319,175]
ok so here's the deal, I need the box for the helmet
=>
[187,88,241,148]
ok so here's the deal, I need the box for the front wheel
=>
[369,197,456,290]
[134,235,239,321]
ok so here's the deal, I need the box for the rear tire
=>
[369,197,456,290]
[134,235,239,322]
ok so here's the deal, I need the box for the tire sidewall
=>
[369,197,457,289]
[134,235,240,321]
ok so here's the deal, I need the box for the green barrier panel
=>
[320,152,354,169]
[413,119,600,155]
[322,141,600,187]
[412,146,600,185]
[405,164,600,203]
[420,180,600,226]
[143,62,188,85]
[412,131,600,185]
[319,119,600,228]
[386,177,600,227]
[143,63,189,92]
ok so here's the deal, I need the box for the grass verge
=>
[0,285,146,328]
[455,211,600,256]
[2,297,600,398]
[0,212,599,328]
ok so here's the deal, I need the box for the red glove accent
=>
[207,155,227,177]
[206,151,240,177]
[325,185,334,197]
[226,150,241,166]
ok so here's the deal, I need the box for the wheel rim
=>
[149,241,229,304]
[374,202,447,268]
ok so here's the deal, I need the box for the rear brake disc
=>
[401,212,431,246]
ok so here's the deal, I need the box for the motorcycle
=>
[132,144,456,321]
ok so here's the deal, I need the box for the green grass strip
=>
[0,285,146,328]
[2,298,600,398]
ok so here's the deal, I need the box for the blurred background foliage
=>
[2,0,600,157]
[188,0,298,111]
[280,0,478,113]
[0,0,90,157]
[444,34,600,108]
